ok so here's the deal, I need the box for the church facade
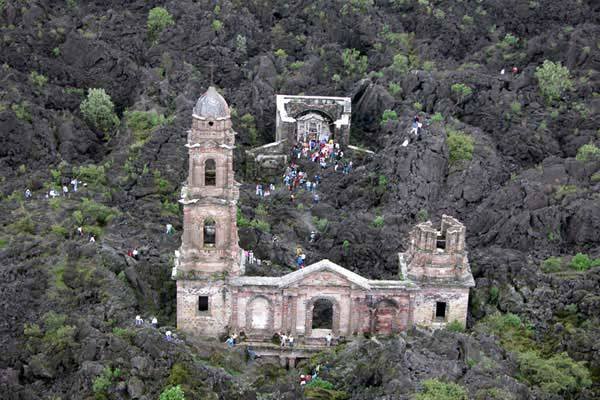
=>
[174,87,474,343]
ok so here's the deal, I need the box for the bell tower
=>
[175,86,242,337]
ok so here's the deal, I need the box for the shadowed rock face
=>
[0,0,599,399]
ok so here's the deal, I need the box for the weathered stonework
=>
[175,88,474,345]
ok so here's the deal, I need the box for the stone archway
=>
[305,297,340,337]
[374,299,399,335]
[246,295,273,335]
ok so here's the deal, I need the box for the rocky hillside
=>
[1,0,599,399]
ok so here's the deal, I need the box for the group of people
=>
[135,315,159,328]
[278,332,295,348]
[225,332,239,347]
[300,364,322,386]
[290,139,352,173]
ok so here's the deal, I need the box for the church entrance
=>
[374,300,398,334]
[312,299,333,329]
[296,112,334,144]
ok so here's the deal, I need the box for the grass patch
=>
[447,129,474,166]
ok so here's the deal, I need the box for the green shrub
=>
[167,363,190,386]
[373,215,384,228]
[342,48,368,76]
[289,61,304,70]
[415,379,468,400]
[451,83,473,103]
[162,199,180,215]
[342,240,350,254]
[422,60,435,71]
[159,385,185,400]
[517,351,591,396]
[211,19,223,32]
[51,224,68,238]
[240,113,258,145]
[501,33,519,48]
[510,101,522,114]
[313,217,329,232]
[535,60,572,103]
[417,209,428,222]
[446,320,465,333]
[431,112,443,123]
[274,48,287,59]
[251,219,270,232]
[41,312,76,352]
[433,8,445,19]
[11,102,32,122]
[52,47,61,57]
[80,88,119,133]
[388,82,402,97]
[461,15,473,25]
[569,253,600,271]
[447,130,474,165]
[554,185,577,200]
[93,367,122,400]
[147,7,174,42]
[79,198,118,226]
[381,109,398,124]
[575,143,600,162]
[74,164,107,188]
[125,110,167,144]
[489,286,499,304]
[305,377,335,390]
[413,101,423,111]
[11,215,35,235]
[73,209,84,225]
[391,53,409,74]
[29,71,48,87]
[541,256,562,273]
[112,327,134,342]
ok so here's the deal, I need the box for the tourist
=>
[71,178,79,192]
[300,375,306,386]
[135,315,143,326]
[89,235,96,243]
[151,317,158,328]
[132,249,139,260]
[500,68,505,75]
[77,226,83,236]
[288,334,294,348]
[325,332,333,347]
[512,66,518,74]
[249,250,255,264]
[232,332,238,345]
[269,183,275,192]
[348,161,353,173]
[309,231,317,243]
[226,336,234,347]
[247,346,258,360]
[25,189,32,199]
[62,185,69,197]
[165,331,173,341]
[49,189,59,198]
[313,193,319,204]
[166,224,174,235]
[280,333,287,347]
[290,193,295,203]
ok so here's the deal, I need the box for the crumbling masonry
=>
[173,87,474,348]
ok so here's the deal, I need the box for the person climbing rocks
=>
[62,185,69,197]
[512,66,519,74]
[256,183,263,197]
[226,336,234,348]
[89,235,96,243]
[151,317,158,328]
[77,226,83,236]
[165,331,173,341]
[132,249,139,260]
[325,332,333,346]
[313,193,319,204]
[300,375,306,386]
[25,189,32,199]
[166,224,174,235]
[49,189,59,198]
[71,178,79,192]
[296,255,304,269]
[232,333,238,345]
[135,315,143,325]
[309,231,317,243]
[290,193,295,203]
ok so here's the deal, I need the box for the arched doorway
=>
[248,296,271,330]
[295,111,335,143]
[312,299,333,329]
[374,299,398,335]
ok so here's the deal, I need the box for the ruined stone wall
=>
[177,279,231,338]
[411,287,470,328]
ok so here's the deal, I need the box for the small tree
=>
[160,385,185,400]
[381,109,398,124]
[342,48,368,76]
[535,60,572,103]
[147,7,174,42]
[451,83,473,104]
[80,89,119,133]
[447,130,474,165]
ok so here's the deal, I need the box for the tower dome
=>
[193,86,230,118]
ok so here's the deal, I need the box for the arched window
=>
[205,159,216,186]
[203,218,216,247]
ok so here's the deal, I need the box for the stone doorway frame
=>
[372,298,400,334]
[305,296,340,337]
[245,295,274,337]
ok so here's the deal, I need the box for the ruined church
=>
[173,87,474,351]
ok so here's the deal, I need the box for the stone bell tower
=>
[175,86,242,337]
